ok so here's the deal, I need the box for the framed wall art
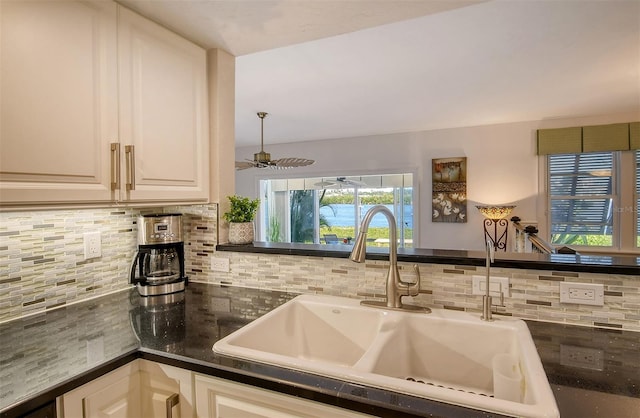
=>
[432,157,467,223]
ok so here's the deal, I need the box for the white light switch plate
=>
[471,275,510,297]
[211,257,230,272]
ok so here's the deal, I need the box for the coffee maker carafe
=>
[130,214,187,296]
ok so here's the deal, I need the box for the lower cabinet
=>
[59,360,369,418]
[59,360,192,418]
[193,374,371,418]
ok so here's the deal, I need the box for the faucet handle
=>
[407,264,420,296]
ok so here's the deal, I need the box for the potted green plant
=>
[223,195,260,244]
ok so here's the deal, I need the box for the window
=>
[548,152,614,246]
[258,174,414,248]
[547,150,638,251]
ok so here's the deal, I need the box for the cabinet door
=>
[82,373,141,418]
[61,360,193,418]
[117,6,209,203]
[194,374,371,418]
[61,362,141,418]
[138,359,194,418]
[0,0,118,205]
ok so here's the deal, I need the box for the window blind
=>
[549,153,613,237]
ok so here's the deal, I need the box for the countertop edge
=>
[0,351,139,418]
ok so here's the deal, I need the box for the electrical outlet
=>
[471,275,510,297]
[560,344,604,371]
[559,282,604,306]
[211,257,230,272]
[83,231,101,260]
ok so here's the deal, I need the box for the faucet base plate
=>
[361,300,431,313]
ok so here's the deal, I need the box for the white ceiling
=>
[120,0,640,148]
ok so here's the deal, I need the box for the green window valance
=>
[631,121,640,150]
[537,127,582,155]
[537,121,639,155]
[583,123,629,152]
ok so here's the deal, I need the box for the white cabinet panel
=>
[139,359,194,418]
[61,359,193,418]
[194,374,372,418]
[0,0,117,204]
[61,362,141,418]
[82,373,141,418]
[118,6,208,202]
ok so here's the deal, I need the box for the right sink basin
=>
[213,294,559,418]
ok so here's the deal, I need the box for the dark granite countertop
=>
[1,283,638,418]
[217,242,640,275]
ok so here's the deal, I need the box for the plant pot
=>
[228,222,254,245]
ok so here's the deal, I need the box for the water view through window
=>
[259,174,414,248]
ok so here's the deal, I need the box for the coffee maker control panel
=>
[138,214,183,245]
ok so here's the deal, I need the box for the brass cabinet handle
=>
[166,393,179,418]
[110,143,120,191]
[125,145,135,191]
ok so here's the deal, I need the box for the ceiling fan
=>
[315,177,367,188]
[235,112,315,170]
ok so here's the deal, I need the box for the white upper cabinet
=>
[118,6,208,203]
[0,0,118,205]
[0,0,209,207]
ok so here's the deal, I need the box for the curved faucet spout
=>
[349,205,397,263]
[349,205,428,313]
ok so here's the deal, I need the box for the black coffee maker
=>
[130,213,187,296]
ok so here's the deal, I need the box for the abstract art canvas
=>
[432,157,467,223]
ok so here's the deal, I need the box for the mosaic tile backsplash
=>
[0,205,218,322]
[206,253,640,332]
[1,205,639,332]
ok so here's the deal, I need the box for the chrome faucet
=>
[349,205,429,313]
[482,238,496,321]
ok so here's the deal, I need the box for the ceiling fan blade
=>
[235,161,256,170]
[272,157,315,168]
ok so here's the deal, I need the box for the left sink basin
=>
[214,294,386,368]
